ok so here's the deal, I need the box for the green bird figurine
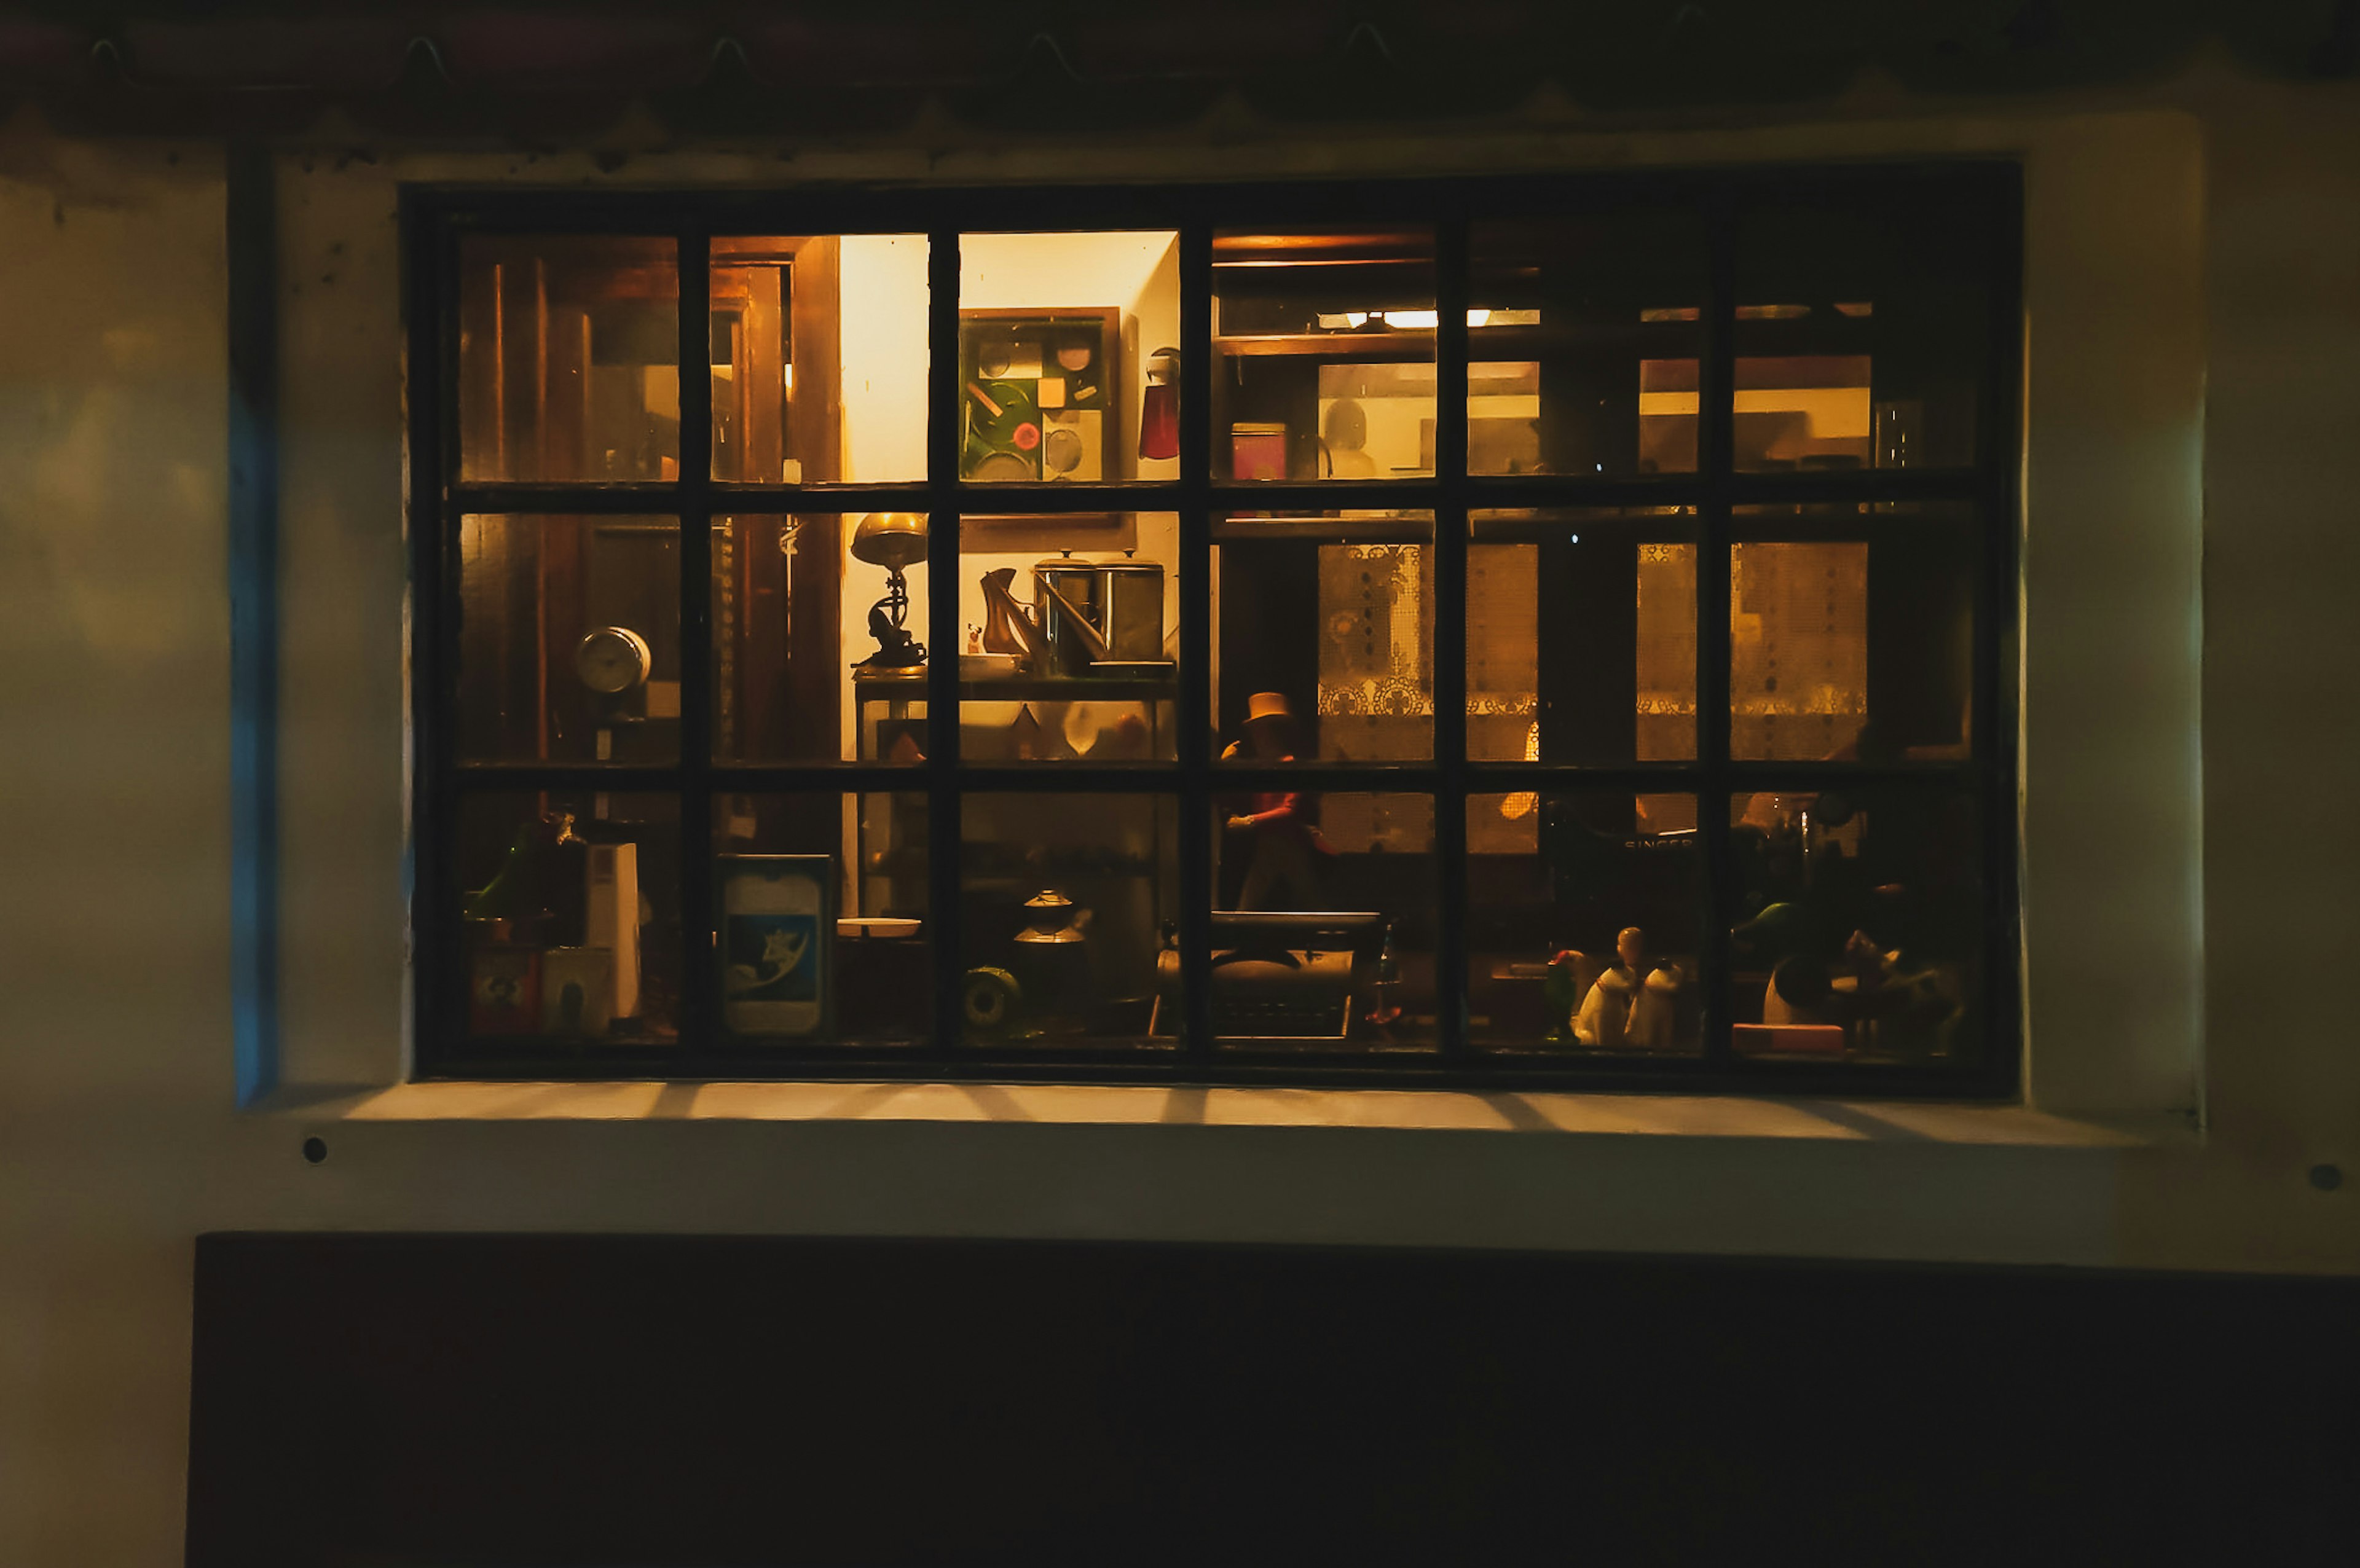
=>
[1543,949,1585,1043]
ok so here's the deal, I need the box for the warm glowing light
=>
[1500,719,1541,819]
[1316,307,1513,331]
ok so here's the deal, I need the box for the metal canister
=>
[1033,557,1166,675]
[1010,888,1091,1027]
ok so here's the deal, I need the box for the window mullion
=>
[423,206,465,1069]
[1976,170,2026,1075]
[1433,217,1471,1062]
[1697,187,1738,1072]
[677,224,718,1060]
[1178,220,1216,1065]
[926,228,964,1061]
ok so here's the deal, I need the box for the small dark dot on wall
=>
[2310,1163,2342,1192]
[302,1137,328,1166]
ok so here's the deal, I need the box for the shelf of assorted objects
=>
[1211,514,1434,542]
[1214,327,1550,359]
[951,673,1176,704]
[1216,332,1442,361]
[854,670,1177,704]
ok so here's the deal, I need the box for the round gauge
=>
[575,625,653,694]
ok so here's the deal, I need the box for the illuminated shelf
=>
[1211,514,1433,542]
[854,670,1176,704]
[948,675,1176,704]
[1216,331,1438,359]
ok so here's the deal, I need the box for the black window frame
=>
[405,163,2023,1096]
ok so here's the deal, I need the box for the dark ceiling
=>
[2,2,2353,141]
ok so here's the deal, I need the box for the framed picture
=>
[720,854,833,1038]
[959,307,1123,487]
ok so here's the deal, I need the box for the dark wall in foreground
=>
[187,1235,2356,1566]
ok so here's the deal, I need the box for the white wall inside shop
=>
[6,71,2360,1566]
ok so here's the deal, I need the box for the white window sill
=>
[264,1080,2188,1148]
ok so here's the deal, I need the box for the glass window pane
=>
[1213,225,1436,482]
[958,514,1179,762]
[457,514,678,764]
[714,513,930,765]
[1729,788,1983,1065]
[1729,516,1975,762]
[459,237,678,483]
[454,790,680,1046]
[1469,211,1705,477]
[710,235,927,484]
[1214,511,1435,762]
[1468,508,1698,765]
[1733,181,1997,472]
[959,232,1180,484]
[1208,791,1437,1051]
[1468,791,1704,1054]
[715,792,929,1045]
[961,793,1178,1049]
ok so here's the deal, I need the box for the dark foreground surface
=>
[188,1233,2359,1566]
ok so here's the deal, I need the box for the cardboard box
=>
[586,843,640,1019]
[540,947,616,1037]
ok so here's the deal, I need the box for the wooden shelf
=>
[950,675,1176,704]
[1212,515,1433,543]
[1214,326,1562,360]
[854,671,1177,705]
[1216,332,1435,361]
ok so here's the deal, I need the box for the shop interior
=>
[447,219,1981,1064]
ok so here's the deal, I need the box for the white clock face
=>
[575,625,653,695]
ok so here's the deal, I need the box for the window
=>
[410,167,2020,1091]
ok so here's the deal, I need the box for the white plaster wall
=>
[2122,79,2360,1269]
[2017,112,2208,1119]
[0,133,229,1568]
[6,71,2360,1566]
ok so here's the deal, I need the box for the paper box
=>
[586,843,640,1019]
[540,947,616,1037]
